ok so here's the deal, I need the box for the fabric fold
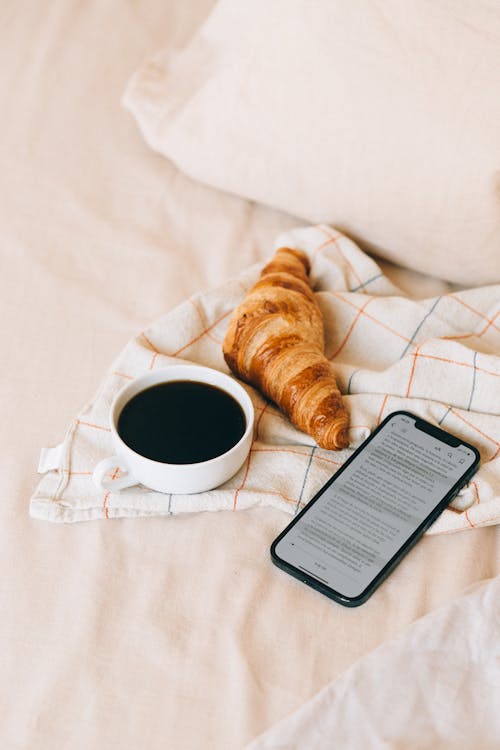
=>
[30,226,500,529]
[244,576,500,750]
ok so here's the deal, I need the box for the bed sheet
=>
[1,2,498,749]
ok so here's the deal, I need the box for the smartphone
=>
[271,411,480,607]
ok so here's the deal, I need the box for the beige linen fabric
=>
[2,2,499,750]
[31,225,500,533]
[246,576,500,750]
[124,0,500,286]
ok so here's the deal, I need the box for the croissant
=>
[223,247,350,450]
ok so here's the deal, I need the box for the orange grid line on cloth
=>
[102,492,110,519]
[76,419,111,432]
[488,445,500,462]
[331,293,414,345]
[171,309,233,357]
[439,332,476,342]
[310,234,343,266]
[316,226,366,291]
[449,295,500,333]
[232,401,270,511]
[254,401,270,440]
[103,466,119,519]
[141,331,159,352]
[464,510,474,528]
[439,333,480,341]
[417,353,499,379]
[112,371,133,380]
[432,521,478,536]
[141,332,160,369]
[449,408,500,454]
[63,469,120,478]
[476,308,500,337]
[189,298,223,345]
[471,481,481,504]
[329,297,374,359]
[252,402,304,431]
[439,310,500,342]
[377,394,390,425]
[405,345,422,397]
[270,490,298,506]
[232,451,252,511]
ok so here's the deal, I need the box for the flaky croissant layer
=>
[223,247,350,450]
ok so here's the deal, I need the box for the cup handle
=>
[92,456,138,492]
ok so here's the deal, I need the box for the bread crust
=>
[223,247,349,449]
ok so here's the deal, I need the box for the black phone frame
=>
[270,410,481,607]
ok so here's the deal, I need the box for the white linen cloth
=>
[244,575,500,750]
[30,226,500,531]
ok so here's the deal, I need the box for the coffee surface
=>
[117,380,246,464]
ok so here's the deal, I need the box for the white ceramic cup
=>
[92,365,254,495]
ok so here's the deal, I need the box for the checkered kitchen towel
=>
[30,226,500,532]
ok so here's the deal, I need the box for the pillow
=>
[123,0,500,286]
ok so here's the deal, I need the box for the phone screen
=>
[271,411,479,606]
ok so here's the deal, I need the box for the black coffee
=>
[117,380,246,464]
